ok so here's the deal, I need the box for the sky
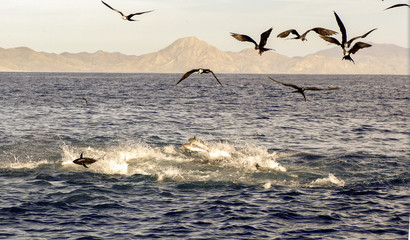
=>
[0,0,408,57]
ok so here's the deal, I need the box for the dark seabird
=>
[82,97,88,107]
[101,0,153,21]
[332,11,377,49]
[230,28,273,55]
[320,11,376,63]
[73,153,97,168]
[385,4,410,10]
[176,68,222,86]
[268,77,339,101]
[320,37,372,63]
[277,27,337,41]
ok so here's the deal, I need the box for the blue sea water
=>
[0,72,408,239]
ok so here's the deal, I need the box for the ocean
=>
[0,72,408,239]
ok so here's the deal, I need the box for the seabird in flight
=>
[320,11,376,63]
[176,68,222,86]
[101,0,153,21]
[320,37,372,63]
[277,27,337,41]
[230,28,273,55]
[268,77,339,101]
[331,11,377,49]
[385,4,410,10]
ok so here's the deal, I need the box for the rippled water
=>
[0,72,408,239]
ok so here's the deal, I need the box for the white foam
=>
[56,140,290,186]
[6,160,49,169]
[157,166,184,182]
[230,144,286,172]
[0,151,49,169]
[209,149,231,158]
[263,181,272,189]
[310,174,345,187]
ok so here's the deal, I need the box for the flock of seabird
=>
[96,0,407,92]
[94,0,406,99]
[75,1,406,168]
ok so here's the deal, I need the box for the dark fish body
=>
[73,153,97,168]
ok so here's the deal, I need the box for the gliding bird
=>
[176,68,222,86]
[268,77,339,101]
[230,28,273,55]
[277,27,337,41]
[101,0,153,21]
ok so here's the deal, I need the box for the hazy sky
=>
[0,0,408,57]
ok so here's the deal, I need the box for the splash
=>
[0,151,49,169]
[263,181,272,189]
[60,142,159,175]
[209,149,231,158]
[188,140,287,172]
[156,166,185,182]
[310,174,346,187]
[1,139,326,187]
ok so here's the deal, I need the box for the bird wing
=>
[176,69,199,85]
[268,77,300,90]
[127,10,154,18]
[304,87,340,91]
[204,69,222,86]
[359,28,377,38]
[349,42,372,55]
[230,33,258,47]
[320,35,342,46]
[333,11,347,45]
[259,27,273,48]
[385,4,410,10]
[309,27,338,36]
[101,0,124,16]
[346,28,377,47]
[277,29,299,38]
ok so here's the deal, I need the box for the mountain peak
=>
[164,36,214,52]
[171,36,203,44]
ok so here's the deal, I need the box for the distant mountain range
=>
[0,37,408,74]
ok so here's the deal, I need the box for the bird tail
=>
[259,47,274,55]
[342,55,355,64]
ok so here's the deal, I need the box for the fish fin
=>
[83,164,88,168]
[80,152,83,158]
